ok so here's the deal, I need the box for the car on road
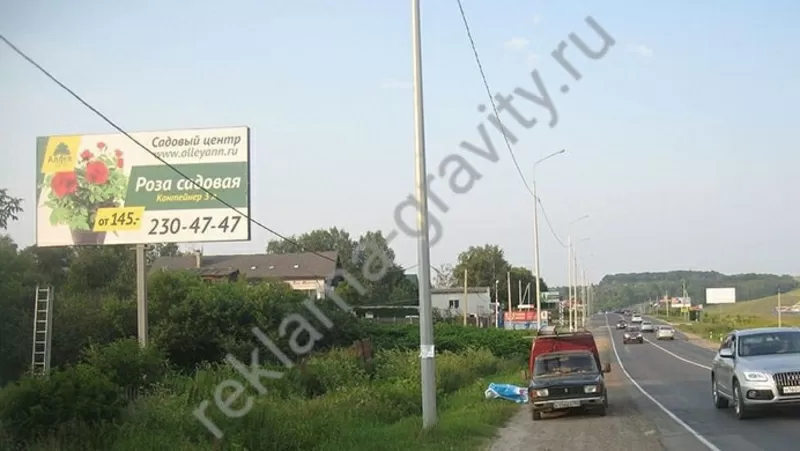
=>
[616,320,627,330]
[623,325,644,344]
[528,326,611,420]
[641,321,655,332]
[655,325,675,340]
[711,327,800,420]
[631,314,643,324]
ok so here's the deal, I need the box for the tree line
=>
[0,188,546,385]
[590,270,799,311]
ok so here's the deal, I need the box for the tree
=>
[147,243,183,264]
[0,188,23,230]
[452,244,546,305]
[433,264,456,288]
[509,266,548,305]
[266,227,356,260]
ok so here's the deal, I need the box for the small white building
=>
[431,287,492,318]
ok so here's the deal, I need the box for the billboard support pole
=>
[778,289,782,327]
[136,244,148,348]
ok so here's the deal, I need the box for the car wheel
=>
[712,376,728,409]
[532,408,542,421]
[596,405,607,416]
[733,381,752,420]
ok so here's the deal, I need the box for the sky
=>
[1,0,799,286]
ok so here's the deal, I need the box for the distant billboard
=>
[670,297,691,309]
[706,287,736,304]
[35,126,251,246]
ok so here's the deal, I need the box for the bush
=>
[81,338,168,394]
[365,322,531,363]
[0,364,125,445]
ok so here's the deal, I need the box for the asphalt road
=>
[608,313,800,451]
[488,316,707,451]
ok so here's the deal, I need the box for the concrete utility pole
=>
[410,0,436,428]
[778,288,783,327]
[567,236,573,331]
[581,268,588,327]
[507,271,512,314]
[136,244,148,347]
[533,149,565,330]
[462,269,468,326]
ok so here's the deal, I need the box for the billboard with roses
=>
[35,126,250,247]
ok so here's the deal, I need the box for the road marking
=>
[643,338,712,370]
[644,316,718,352]
[605,315,721,451]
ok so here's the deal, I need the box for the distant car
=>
[631,314,643,324]
[656,326,675,340]
[711,327,800,420]
[623,326,644,344]
[616,321,627,330]
[641,321,655,332]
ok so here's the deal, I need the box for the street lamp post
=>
[532,149,566,330]
[575,238,590,328]
[567,215,589,331]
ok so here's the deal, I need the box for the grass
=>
[4,348,525,451]
[703,288,800,317]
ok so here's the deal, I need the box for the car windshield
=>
[738,331,800,357]
[627,326,640,332]
[643,322,652,325]
[534,353,598,376]
[660,327,673,331]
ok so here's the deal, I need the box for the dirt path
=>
[485,328,667,451]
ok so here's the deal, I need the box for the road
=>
[487,314,800,451]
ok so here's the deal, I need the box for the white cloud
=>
[628,44,654,58]
[532,14,542,26]
[503,37,529,51]
[527,52,539,67]
[379,78,410,90]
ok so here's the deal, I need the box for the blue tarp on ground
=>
[485,383,529,404]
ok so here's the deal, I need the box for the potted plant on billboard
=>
[41,141,128,245]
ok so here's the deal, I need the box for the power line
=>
[455,0,533,197]
[537,197,567,248]
[454,2,567,248]
[0,32,337,264]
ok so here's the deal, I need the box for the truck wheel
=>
[596,405,607,416]
[532,408,542,421]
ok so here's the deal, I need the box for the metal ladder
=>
[31,285,54,377]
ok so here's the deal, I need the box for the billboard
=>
[706,287,736,304]
[670,297,691,309]
[541,291,562,303]
[775,303,800,315]
[504,310,547,329]
[36,126,250,246]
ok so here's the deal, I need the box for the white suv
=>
[631,314,643,323]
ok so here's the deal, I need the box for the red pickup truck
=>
[527,326,610,420]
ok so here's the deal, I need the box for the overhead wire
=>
[0,32,338,264]
[454,1,568,249]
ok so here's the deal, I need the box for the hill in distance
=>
[592,270,799,311]
[707,288,800,318]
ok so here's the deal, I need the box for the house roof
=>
[431,287,491,295]
[150,251,340,280]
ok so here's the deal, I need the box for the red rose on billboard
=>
[51,172,78,198]
[85,161,109,184]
